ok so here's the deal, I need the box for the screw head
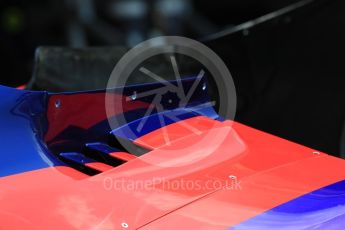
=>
[121,222,129,228]
[55,99,61,108]
[229,175,237,180]
[202,83,207,91]
[130,91,137,101]
[313,151,321,155]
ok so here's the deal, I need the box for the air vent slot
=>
[59,142,138,176]
[60,152,112,175]
[85,142,137,162]
[108,134,149,157]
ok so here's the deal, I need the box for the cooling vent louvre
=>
[59,142,142,175]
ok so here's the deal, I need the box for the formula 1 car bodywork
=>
[1,77,345,230]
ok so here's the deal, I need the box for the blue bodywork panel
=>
[0,86,62,177]
[0,76,218,177]
[230,180,345,229]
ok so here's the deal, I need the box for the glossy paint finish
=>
[0,76,214,177]
[2,81,345,229]
[110,109,198,142]
[230,180,345,229]
[0,86,62,177]
[109,152,137,162]
[139,123,345,229]
[85,162,114,172]
[45,76,217,157]
[2,117,345,229]
[134,116,223,150]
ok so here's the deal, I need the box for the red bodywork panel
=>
[1,118,345,229]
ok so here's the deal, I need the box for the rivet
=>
[313,151,320,155]
[229,175,237,180]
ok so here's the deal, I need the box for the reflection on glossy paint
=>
[58,195,115,229]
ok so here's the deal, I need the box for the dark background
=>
[0,0,302,87]
[1,0,345,158]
